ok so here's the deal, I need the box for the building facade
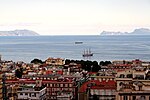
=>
[0,72,2,99]
[116,68,150,100]
[17,84,47,100]
[45,57,64,65]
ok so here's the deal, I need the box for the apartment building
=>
[0,72,2,99]
[116,68,150,100]
[78,75,116,100]
[45,57,64,65]
[17,84,46,100]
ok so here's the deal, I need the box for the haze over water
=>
[0,35,150,62]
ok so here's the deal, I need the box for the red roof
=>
[57,70,63,75]
[46,70,53,74]
[6,78,73,84]
[79,80,116,93]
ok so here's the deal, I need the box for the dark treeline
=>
[65,59,112,72]
[30,58,112,72]
[99,61,112,66]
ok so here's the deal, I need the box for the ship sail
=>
[82,49,93,57]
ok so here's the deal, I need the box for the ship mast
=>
[89,48,91,54]
[86,49,88,55]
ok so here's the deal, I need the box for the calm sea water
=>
[0,35,150,62]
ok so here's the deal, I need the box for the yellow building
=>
[45,57,64,65]
[116,69,150,100]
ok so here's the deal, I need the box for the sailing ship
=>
[82,49,93,57]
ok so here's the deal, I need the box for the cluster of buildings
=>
[0,55,150,100]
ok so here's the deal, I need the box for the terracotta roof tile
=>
[79,80,116,93]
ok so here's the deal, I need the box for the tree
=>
[100,61,112,66]
[84,60,93,71]
[92,61,100,72]
[15,69,23,78]
[65,59,71,65]
[31,58,43,64]
[100,61,105,66]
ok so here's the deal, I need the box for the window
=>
[135,75,144,79]
[132,96,136,100]
[91,89,94,95]
[33,93,36,97]
[120,74,125,78]
[127,74,133,78]
[107,90,111,95]
[52,84,54,87]
[101,90,104,95]
[20,93,23,95]
[123,96,128,100]
[29,93,31,97]
[66,84,68,87]
[140,96,145,100]
[69,84,72,87]
[25,93,28,95]
[119,82,123,86]
[56,84,59,87]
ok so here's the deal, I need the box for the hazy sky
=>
[0,0,150,35]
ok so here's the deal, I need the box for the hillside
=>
[0,29,40,36]
[100,28,150,35]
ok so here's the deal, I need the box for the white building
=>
[17,84,46,100]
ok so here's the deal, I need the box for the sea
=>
[0,35,150,63]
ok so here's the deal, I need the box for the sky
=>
[0,0,150,35]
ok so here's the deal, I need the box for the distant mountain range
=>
[0,29,40,36]
[100,28,150,35]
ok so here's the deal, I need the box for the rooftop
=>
[79,80,116,93]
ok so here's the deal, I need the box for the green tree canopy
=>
[31,58,43,64]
